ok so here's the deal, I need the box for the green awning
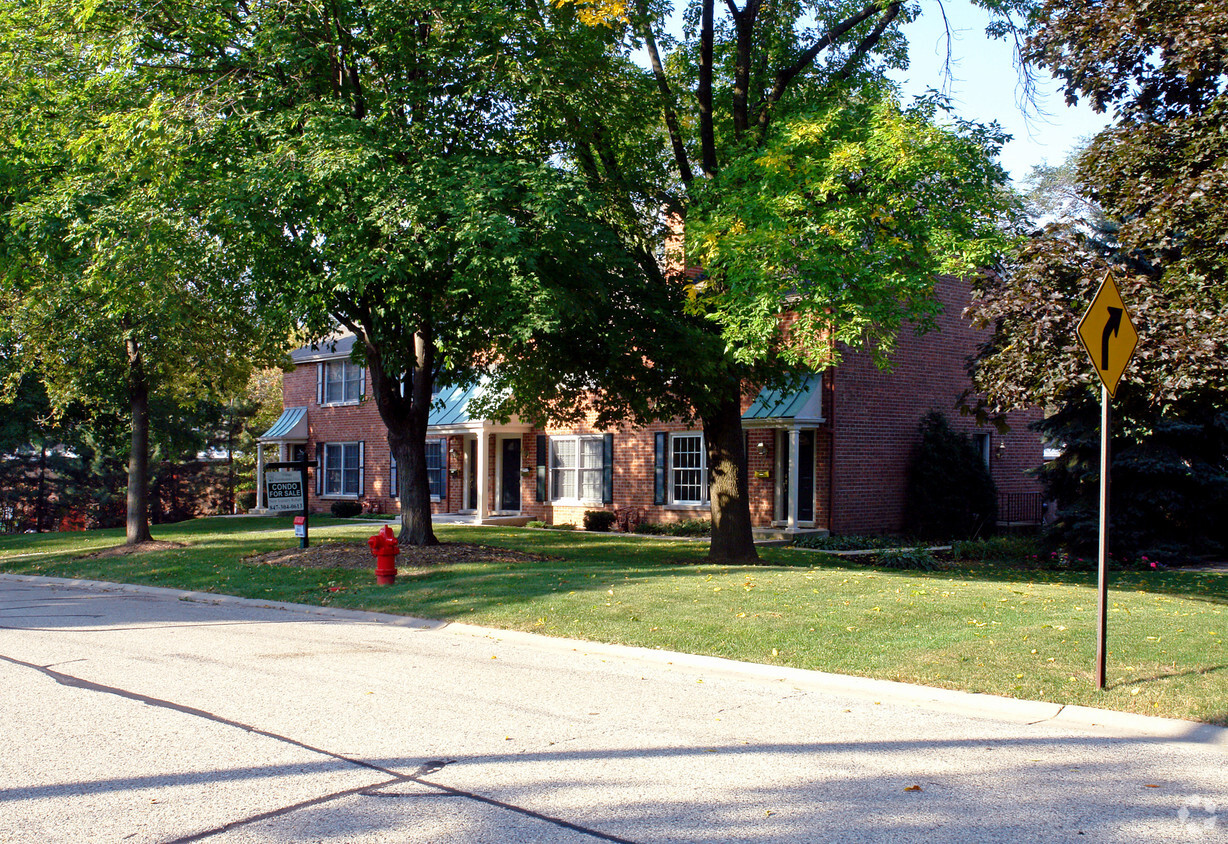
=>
[743,374,824,422]
[259,406,309,442]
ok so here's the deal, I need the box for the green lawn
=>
[1,516,1224,725]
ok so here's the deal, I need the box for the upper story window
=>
[551,436,603,502]
[321,360,363,405]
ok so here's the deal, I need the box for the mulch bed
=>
[79,541,187,559]
[245,541,551,571]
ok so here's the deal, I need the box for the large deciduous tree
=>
[966,1,1228,558]
[546,0,1022,560]
[0,1,291,544]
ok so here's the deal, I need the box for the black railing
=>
[998,491,1043,524]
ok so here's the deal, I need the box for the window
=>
[671,433,707,505]
[322,360,363,405]
[425,440,445,499]
[551,436,603,502]
[323,442,362,496]
[974,433,991,467]
[390,439,446,500]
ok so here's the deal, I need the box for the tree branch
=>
[755,0,888,134]
[835,1,902,82]
[634,1,694,185]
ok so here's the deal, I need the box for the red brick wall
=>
[281,284,1041,532]
[827,275,1042,535]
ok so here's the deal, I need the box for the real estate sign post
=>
[1076,272,1138,690]
[265,459,318,549]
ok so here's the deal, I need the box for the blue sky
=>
[891,6,1111,185]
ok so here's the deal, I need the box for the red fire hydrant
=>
[368,525,399,585]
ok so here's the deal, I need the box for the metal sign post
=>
[265,459,318,549]
[1076,272,1138,690]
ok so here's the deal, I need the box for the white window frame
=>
[670,432,708,507]
[550,435,604,503]
[322,442,362,498]
[425,439,445,501]
[322,360,363,406]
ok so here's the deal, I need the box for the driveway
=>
[1,575,1223,843]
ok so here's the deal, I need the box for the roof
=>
[258,406,309,442]
[428,383,485,427]
[290,334,357,364]
[743,374,825,423]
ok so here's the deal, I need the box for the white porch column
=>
[255,443,266,510]
[278,443,287,462]
[787,427,800,532]
[476,430,489,523]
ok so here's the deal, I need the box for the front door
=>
[500,438,521,511]
[797,430,815,523]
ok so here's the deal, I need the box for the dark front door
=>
[500,438,521,511]
[798,430,815,523]
[467,438,478,511]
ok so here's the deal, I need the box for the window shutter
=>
[653,432,667,505]
[602,434,614,505]
[535,435,548,502]
[316,363,324,405]
[315,443,324,495]
[360,367,366,399]
[390,452,398,499]
[358,441,365,496]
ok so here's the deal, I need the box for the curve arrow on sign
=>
[1101,306,1123,370]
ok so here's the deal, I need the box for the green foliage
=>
[525,521,548,529]
[904,412,998,541]
[635,518,712,537]
[872,547,939,571]
[792,533,911,551]
[950,535,1040,564]
[583,510,618,532]
[329,501,363,519]
[686,88,1018,368]
[544,523,577,531]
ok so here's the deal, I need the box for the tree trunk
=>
[125,337,153,545]
[362,324,438,547]
[704,393,758,563]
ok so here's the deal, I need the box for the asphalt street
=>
[1,574,1224,843]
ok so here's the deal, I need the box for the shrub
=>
[793,533,907,551]
[874,547,939,571]
[237,490,257,511]
[544,522,576,531]
[329,500,363,518]
[904,411,997,541]
[634,519,711,537]
[525,520,547,529]
[583,510,618,532]
[951,535,1039,564]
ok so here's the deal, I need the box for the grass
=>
[1,516,1224,725]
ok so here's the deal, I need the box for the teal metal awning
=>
[259,406,309,442]
[428,383,484,427]
[743,374,824,423]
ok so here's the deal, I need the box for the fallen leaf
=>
[904,785,923,792]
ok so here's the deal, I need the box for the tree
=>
[0,1,292,543]
[904,411,997,540]
[545,0,1022,560]
[964,0,1228,558]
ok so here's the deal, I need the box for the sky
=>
[890,5,1111,186]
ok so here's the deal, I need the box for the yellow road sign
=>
[1077,272,1138,398]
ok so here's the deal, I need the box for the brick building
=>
[256,275,1042,534]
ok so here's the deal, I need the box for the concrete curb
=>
[4,571,1225,751]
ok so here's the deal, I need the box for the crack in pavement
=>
[1,653,643,843]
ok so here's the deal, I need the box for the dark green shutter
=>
[315,443,324,495]
[535,435,548,502]
[602,433,614,504]
[653,432,667,505]
[439,438,448,501]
